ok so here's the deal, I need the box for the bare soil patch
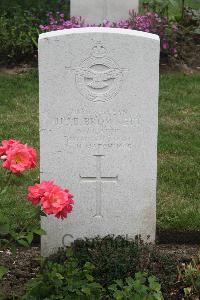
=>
[0,247,40,299]
[0,65,35,75]
[0,244,199,299]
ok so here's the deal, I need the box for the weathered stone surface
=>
[70,0,139,24]
[39,28,160,256]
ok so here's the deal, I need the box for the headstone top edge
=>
[39,27,160,42]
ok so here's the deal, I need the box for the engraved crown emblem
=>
[92,42,107,58]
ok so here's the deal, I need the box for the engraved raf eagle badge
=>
[75,42,125,102]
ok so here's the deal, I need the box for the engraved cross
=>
[80,155,118,217]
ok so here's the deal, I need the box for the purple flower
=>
[172,24,177,32]
[39,11,178,56]
[162,41,169,49]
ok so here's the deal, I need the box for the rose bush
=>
[0,138,74,219]
[0,138,74,256]
[28,181,74,219]
[0,140,37,173]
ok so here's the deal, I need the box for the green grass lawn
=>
[157,73,200,230]
[0,71,199,232]
[0,71,39,232]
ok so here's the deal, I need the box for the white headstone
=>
[39,27,160,256]
[70,0,139,24]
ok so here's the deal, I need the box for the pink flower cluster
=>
[39,12,134,31]
[28,181,74,219]
[39,11,177,55]
[133,12,177,53]
[0,139,37,173]
[40,14,85,31]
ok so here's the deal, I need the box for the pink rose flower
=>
[28,184,42,205]
[27,147,37,168]
[2,143,37,173]
[27,181,74,219]
[0,139,20,156]
[28,181,53,205]
[41,184,74,219]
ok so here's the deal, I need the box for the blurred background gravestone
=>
[70,0,139,24]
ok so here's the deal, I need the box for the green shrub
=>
[22,249,104,300]
[23,247,164,299]
[71,236,142,286]
[0,12,38,65]
[178,254,200,299]
[0,0,69,65]
[141,0,179,18]
[0,0,69,15]
[108,272,164,300]
[50,236,177,298]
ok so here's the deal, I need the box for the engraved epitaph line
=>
[80,155,118,217]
